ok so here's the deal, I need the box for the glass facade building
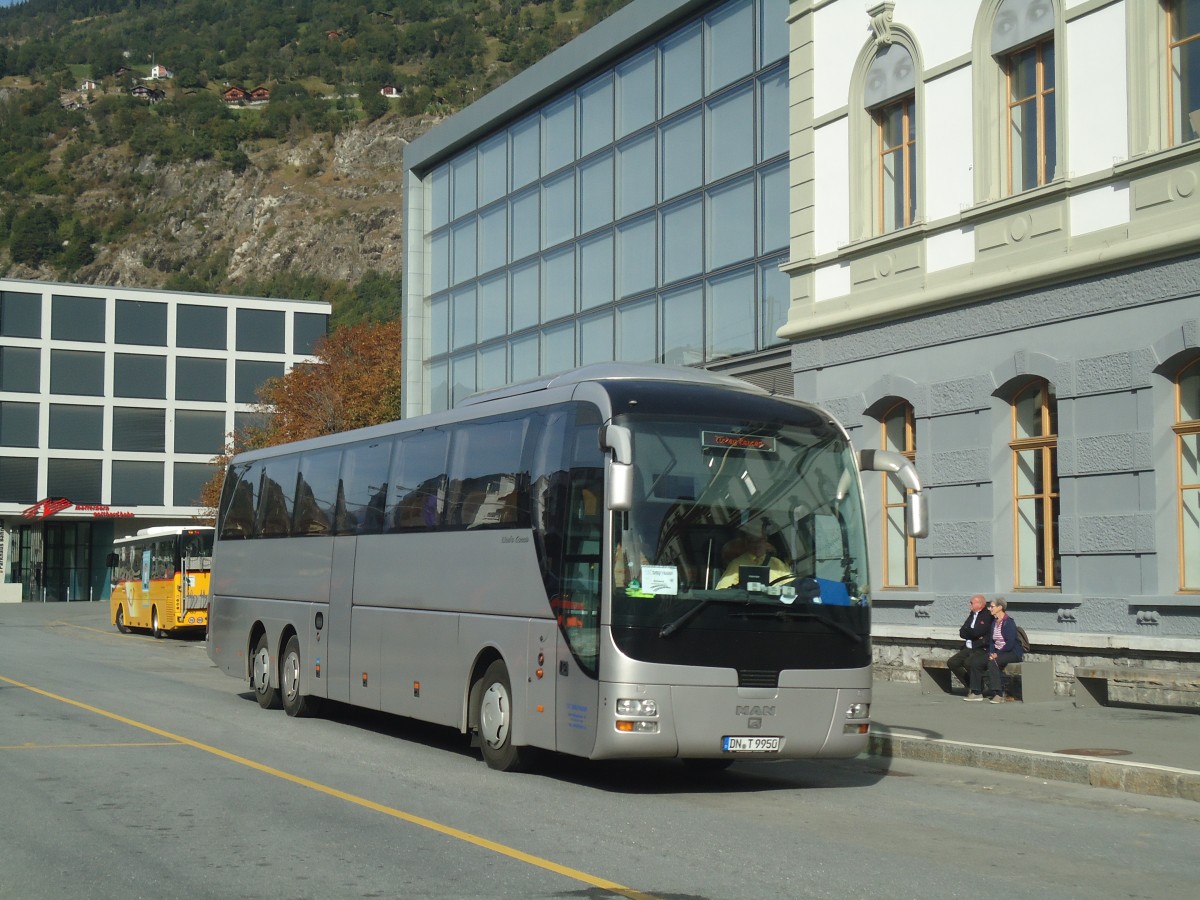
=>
[405,0,791,413]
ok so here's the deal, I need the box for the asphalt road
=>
[1,602,1197,900]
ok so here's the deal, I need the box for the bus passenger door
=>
[554,634,600,758]
[325,535,356,704]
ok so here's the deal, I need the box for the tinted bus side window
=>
[386,429,448,532]
[218,464,255,539]
[294,448,342,535]
[255,457,299,538]
[445,414,535,530]
[338,440,392,535]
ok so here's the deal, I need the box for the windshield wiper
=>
[659,597,751,638]
[738,608,863,643]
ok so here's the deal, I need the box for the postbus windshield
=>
[610,410,870,662]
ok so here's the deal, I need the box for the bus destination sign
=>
[701,431,776,453]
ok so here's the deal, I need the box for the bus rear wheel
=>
[281,635,319,718]
[115,606,129,634]
[252,633,281,710]
[151,607,165,639]
[476,660,526,772]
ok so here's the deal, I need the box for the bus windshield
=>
[611,412,870,633]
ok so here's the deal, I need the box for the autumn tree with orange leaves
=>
[196,320,403,519]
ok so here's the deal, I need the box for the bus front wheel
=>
[476,660,526,772]
[151,607,165,639]
[281,635,319,718]
[252,633,281,710]
[115,605,129,634]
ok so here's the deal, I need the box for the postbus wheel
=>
[151,607,166,639]
[280,635,319,718]
[115,605,129,634]
[476,660,525,772]
[252,633,281,710]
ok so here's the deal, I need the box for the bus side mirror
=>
[599,423,634,511]
[105,552,119,568]
[858,449,929,539]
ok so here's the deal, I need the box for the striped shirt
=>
[991,618,1007,651]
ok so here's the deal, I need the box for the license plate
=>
[722,735,781,753]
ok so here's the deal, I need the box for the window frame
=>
[1009,378,1060,590]
[1003,36,1056,195]
[1174,357,1200,591]
[880,400,918,588]
[875,94,918,233]
[1167,0,1200,147]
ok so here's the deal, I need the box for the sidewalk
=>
[867,677,1200,802]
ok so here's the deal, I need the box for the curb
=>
[868,732,1200,803]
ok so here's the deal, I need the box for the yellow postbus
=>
[109,526,214,637]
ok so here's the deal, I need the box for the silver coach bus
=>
[207,364,926,770]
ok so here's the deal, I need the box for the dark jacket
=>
[959,607,993,650]
[987,615,1025,661]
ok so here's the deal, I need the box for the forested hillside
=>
[0,0,631,324]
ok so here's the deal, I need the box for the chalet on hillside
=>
[222,85,248,103]
[130,84,164,103]
[249,86,271,102]
[79,79,98,92]
[149,64,174,80]
[380,85,401,99]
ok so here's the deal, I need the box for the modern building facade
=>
[402,0,1200,682]
[0,277,329,603]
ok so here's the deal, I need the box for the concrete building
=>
[401,0,1200,682]
[0,277,329,603]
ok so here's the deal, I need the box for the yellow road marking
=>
[1,741,182,750]
[0,673,658,900]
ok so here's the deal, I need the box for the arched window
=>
[1010,378,1059,588]
[1168,0,1200,146]
[865,44,918,232]
[881,399,917,587]
[993,0,1057,193]
[1176,358,1200,590]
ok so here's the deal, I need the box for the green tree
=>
[9,204,61,266]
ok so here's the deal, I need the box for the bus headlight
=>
[845,702,869,719]
[616,698,658,717]
[616,719,659,733]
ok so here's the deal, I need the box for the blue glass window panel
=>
[429,360,449,413]
[579,150,614,233]
[478,132,508,206]
[479,204,508,275]
[452,285,476,350]
[173,462,213,507]
[174,409,226,454]
[760,258,788,348]
[617,297,658,363]
[477,273,507,342]
[52,294,104,342]
[177,304,225,349]
[661,194,704,285]
[430,294,449,356]
[541,321,575,374]
[0,346,40,393]
[49,404,103,450]
[579,74,614,156]
[430,165,450,229]
[430,231,449,294]
[293,313,327,355]
[541,246,576,322]
[706,266,756,360]
[510,187,540,262]
[617,215,657,299]
[452,218,477,285]
[50,349,104,396]
[0,401,39,447]
[236,308,285,353]
[617,131,656,219]
[114,353,167,399]
[176,357,225,402]
[661,108,703,201]
[542,95,576,175]
[542,170,576,249]
[478,344,507,390]
[759,161,788,253]
[511,259,540,332]
[451,353,476,408]
[115,300,167,346]
[579,231,615,311]
[706,0,754,94]
[509,333,539,382]
[661,284,704,366]
[662,22,702,116]
[760,0,789,65]
[759,67,788,161]
[511,115,541,190]
[616,48,656,139]
[0,290,40,337]
[47,458,102,504]
[579,310,614,365]
[112,461,164,506]
[707,175,755,269]
[235,360,284,404]
[451,150,477,220]
[707,83,755,181]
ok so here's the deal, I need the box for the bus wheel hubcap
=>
[480,682,509,748]
[255,650,270,692]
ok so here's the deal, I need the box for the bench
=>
[1073,666,1200,710]
[919,657,1055,702]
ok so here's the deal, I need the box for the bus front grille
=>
[738,669,779,688]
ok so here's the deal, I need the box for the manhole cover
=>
[1054,748,1133,757]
